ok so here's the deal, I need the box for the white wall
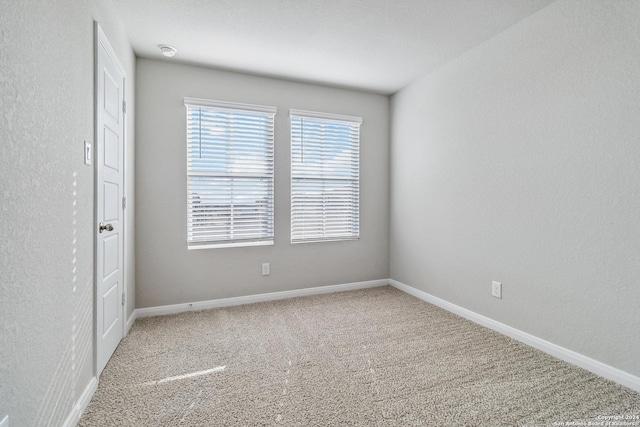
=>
[0,1,135,425]
[135,58,389,308]
[391,0,640,377]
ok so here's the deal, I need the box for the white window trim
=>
[185,97,277,115]
[289,109,362,125]
[188,240,274,250]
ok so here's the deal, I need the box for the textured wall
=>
[135,59,389,308]
[390,0,640,377]
[0,1,135,425]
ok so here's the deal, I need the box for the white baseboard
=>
[389,279,640,393]
[125,311,137,336]
[61,376,98,427]
[135,279,389,319]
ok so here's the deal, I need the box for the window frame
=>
[184,97,277,250]
[290,109,362,244]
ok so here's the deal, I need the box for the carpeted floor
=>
[79,286,640,426]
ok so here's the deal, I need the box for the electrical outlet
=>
[492,281,502,299]
[1,415,9,427]
[261,263,270,276]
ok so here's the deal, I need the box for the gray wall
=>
[390,0,640,377]
[135,59,389,308]
[0,1,135,425]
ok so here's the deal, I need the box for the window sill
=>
[188,240,274,250]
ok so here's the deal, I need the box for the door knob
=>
[99,222,114,233]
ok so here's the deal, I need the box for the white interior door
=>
[95,24,125,375]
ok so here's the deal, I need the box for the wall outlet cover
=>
[492,281,502,299]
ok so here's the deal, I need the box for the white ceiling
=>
[111,0,555,94]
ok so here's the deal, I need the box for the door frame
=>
[93,21,128,377]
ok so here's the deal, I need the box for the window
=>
[290,109,361,243]
[185,98,276,249]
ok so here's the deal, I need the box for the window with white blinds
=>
[290,109,361,243]
[185,98,276,249]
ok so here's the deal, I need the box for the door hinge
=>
[122,293,126,306]
[123,100,127,114]
[122,196,127,209]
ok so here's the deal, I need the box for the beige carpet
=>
[79,286,640,426]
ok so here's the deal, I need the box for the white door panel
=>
[104,127,120,170]
[102,282,119,334]
[103,182,119,221]
[103,234,118,278]
[104,70,120,121]
[96,24,125,375]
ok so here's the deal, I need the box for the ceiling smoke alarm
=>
[159,44,177,58]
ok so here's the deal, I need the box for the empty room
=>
[1,0,640,425]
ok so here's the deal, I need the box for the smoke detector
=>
[159,44,177,58]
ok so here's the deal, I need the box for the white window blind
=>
[290,109,361,243]
[185,97,276,249]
